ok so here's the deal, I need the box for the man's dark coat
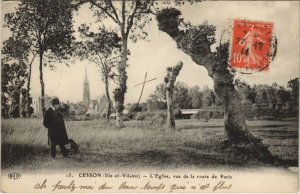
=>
[43,107,69,145]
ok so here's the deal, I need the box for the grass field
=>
[1,118,298,171]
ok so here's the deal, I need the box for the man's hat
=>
[51,97,60,105]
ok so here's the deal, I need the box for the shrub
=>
[133,111,167,130]
[135,111,167,121]
[149,112,167,127]
[191,110,223,120]
[211,111,221,118]
[135,112,146,121]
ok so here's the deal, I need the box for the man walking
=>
[43,97,69,159]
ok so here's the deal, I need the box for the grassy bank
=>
[1,118,298,171]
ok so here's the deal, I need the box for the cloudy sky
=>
[1,1,299,104]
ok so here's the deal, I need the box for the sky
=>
[1,1,299,104]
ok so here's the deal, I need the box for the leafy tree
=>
[2,36,36,117]
[202,89,216,108]
[156,7,277,159]
[274,86,291,104]
[127,103,143,113]
[98,95,114,118]
[287,78,299,105]
[146,95,167,111]
[153,83,167,102]
[1,63,10,118]
[2,36,30,62]
[1,62,28,118]
[78,25,121,121]
[235,80,256,103]
[254,85,276,104]
[173,81,191,109]
[188,85,203,108]
[146,83,167,111]
[4,0,77,117]
[255,88,268,104]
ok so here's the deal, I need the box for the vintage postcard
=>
[1,0,299,193]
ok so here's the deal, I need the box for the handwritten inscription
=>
[34,178,232,192]
[140,181,165,191]
[52,180,77,192]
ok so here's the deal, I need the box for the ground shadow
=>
[1,142,49,168]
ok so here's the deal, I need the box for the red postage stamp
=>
[230,20,273,72]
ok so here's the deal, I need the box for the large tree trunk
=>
[114,38,128,128]
[104,75,112,122]
[212,71,257,143]
[155,11,261,141]
[164,31,257,143]
[156,11,275,164]
[188,50,257,143]
[39,51,45,117]
[165,62,183,130]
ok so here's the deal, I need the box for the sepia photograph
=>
[1,0,299,193]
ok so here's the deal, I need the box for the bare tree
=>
[164,61,183,130]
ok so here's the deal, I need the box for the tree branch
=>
[96,52,108,74]
[126,0,140,36]
[107,0,121,25]
[118,0,126,35]
[122,0,126,26]
[90,0,119,25]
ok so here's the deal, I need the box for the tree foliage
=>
[188,86,203,108]
[4,0,76,61]
[173,82,192,109]
[2,36,30,62]
[1,62,29,118]
[78,25,121,121]
[4,0,77,116]
[2,32,37,118]
[78,25,121,82]
[287,78,299,105]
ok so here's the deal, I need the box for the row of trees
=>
[135,78,298,111]
[145,82,219,111]
[236,79,299,106]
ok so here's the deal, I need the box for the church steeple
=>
[84,65,88,83]
[83,66,90,108]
